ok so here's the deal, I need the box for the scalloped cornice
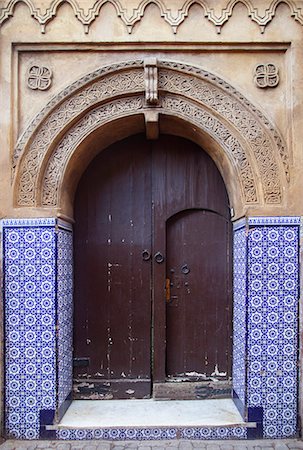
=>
[0,0,302,34]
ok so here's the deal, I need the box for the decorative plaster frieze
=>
[161,95,258,205]
[41,96,144,206]
[13,60,289,210]
[158,61,290,185]
[13,60,144,174]
[158,66,285,204]
[0,0,302,34]
[41,93,258,206]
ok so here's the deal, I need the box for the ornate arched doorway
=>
[3,60,299,441]
[73,133,232,400]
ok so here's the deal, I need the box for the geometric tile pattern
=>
[57,426,247,440]
[57,226,73,411]
[3,219,57,439]
[232,221,247,417]
[247,221,299,438]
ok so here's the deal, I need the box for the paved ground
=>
[1,440,303,450]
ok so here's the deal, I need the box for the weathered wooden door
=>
[165,210,231,378]
[73,135,152,399]
[73,134,232,399]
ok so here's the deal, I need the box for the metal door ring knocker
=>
[181,264,190,274]
[154,251,165,264]
[142,249,151,261]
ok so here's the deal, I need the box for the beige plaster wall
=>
[0,0,302,221]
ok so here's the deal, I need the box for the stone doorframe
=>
[2,59,300,441]
[12,59,289,220]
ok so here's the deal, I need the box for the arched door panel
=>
[166,209,232,378]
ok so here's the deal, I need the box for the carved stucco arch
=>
[13,59,289,218]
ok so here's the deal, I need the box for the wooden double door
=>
[73,134,232,399]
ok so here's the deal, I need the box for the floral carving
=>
[254,64,279,88]
[13,60,144,173]
[162,95,258,204]
[41,94,257,206]
[27,65,52,90]
[16,67,144,206]
[159,61,289,183]
[13,60,288,209]
[158,68,282,203]
[42,97,144,205]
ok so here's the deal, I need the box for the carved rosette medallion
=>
[27,65,52,90]
[254,64,279,88]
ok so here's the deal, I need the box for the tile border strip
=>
[248,216,301,226]
[56,425,248,440]
[2,218,56,227]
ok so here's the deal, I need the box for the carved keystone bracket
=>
[144,58,158,105]
[144,110,159,140]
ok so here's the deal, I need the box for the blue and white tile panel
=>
[247,220,299,438]
[57,227,73,411]
[57,426,247,440]
[3,218,73,439]
[232,221,247,417]
[4,221,57,439]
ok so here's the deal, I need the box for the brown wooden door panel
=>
[73,134,232,399]
[74,135,152,399]
[166,209,232,379]
[152,135,231,382]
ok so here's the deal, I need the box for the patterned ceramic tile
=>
[4,223,57,439]
[232,223,247,416]
[57,426,247,440]
[57,227,73,412]
[247,223,299,438]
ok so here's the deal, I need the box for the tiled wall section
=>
[3,218,74,439]
[3,219,57,439]
[247,217,300,439]
[2,216,300,441]
[57,223,73,416]
[232,220,247,418]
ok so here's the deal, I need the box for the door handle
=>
[154,251,165,264]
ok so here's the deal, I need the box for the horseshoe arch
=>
[12,59,289,219]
